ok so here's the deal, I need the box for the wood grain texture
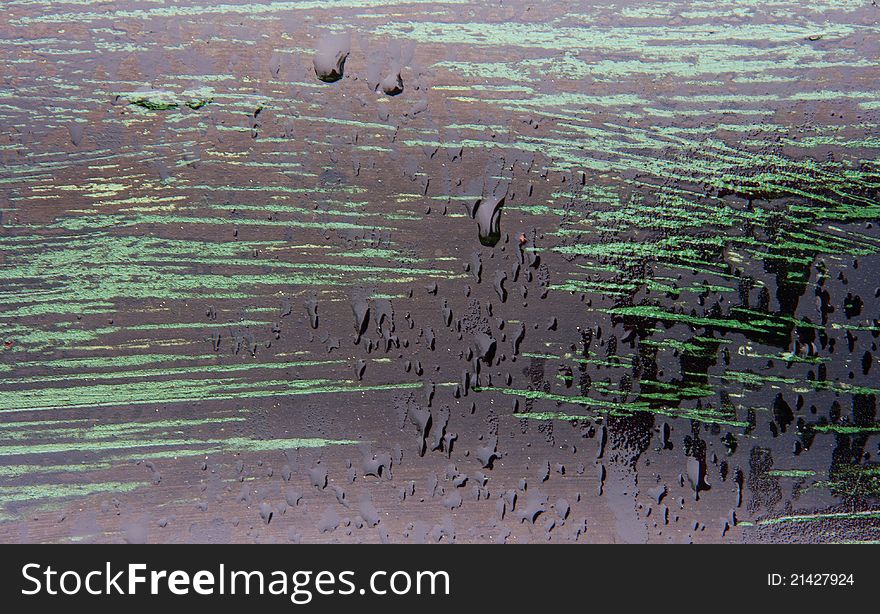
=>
[0,0,878,543]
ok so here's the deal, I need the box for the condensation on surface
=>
[0,0,878,543]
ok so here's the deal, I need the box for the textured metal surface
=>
[0,0,878,543]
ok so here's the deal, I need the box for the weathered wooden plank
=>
[0,0,878,543]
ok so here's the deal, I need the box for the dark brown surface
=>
[0,0,879,543]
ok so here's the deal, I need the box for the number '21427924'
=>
[768,573,854,587]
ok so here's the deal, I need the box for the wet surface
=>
[0,0,878,543]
